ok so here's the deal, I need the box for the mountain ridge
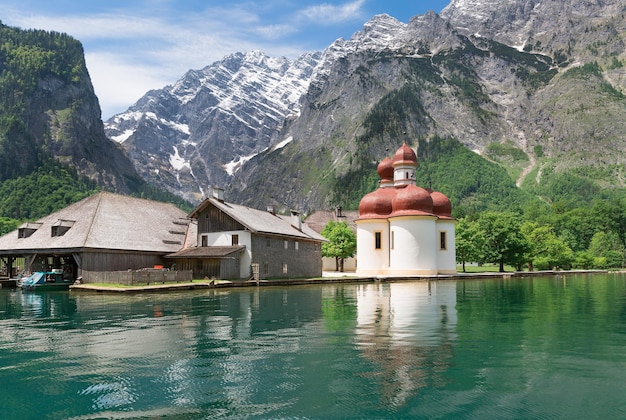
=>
[104,50,321,203]
[103,0,626,214]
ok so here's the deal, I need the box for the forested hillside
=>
[0,22,191,234]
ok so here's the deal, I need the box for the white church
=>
[356,143,456,276]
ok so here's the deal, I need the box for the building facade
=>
[356,143,456,276]
[167,190,326,280]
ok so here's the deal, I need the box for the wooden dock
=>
[0,278,17,288]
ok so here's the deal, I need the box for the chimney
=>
[335,206,343,218]
[290,210,302,230]
[212,187,224,202]
[267,205,275,215]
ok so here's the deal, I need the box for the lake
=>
[1,273,625,419]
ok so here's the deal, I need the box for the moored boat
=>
[19,271,74,291]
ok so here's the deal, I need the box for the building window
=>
[266,238,271,247]
[375,231,382,250]
[282,263,288,274]
[440,231,447,250]
[232,234,239,245]
[18,228,35,238]
[201,236,208,247]
[263,262,269,275]
[391,230,395,250]
[284,240,288,249]
[295,241,299,250]
[51,226,69,237]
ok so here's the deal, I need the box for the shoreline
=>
[68,269,607,294]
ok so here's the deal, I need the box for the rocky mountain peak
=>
[104,50,321,202]
[104,0,626,212]
[441,0,626,58]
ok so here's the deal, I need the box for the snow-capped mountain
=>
[104,50,321,202]
[106,0,626,213]
[440,0,625,60]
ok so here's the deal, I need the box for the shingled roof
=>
[190,197,326,242]
[167,245,245,258]
[305,209,359,234]
[0,192,190,254]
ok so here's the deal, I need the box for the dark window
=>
[440,231,447,250]
[201,236,208,247]
[375,231,382,249]
[232,234,239,245]
[51,226,70,237]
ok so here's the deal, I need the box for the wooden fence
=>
[83,269,193,285]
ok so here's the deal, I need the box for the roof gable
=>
[190,197,325,242]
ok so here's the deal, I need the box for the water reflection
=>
[354,281,457,408]
[1,274,625,418]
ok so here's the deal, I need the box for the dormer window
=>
[17,222,42,238]
[51,219,75,237]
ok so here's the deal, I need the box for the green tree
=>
[477,212,530,272]
[0,216,19,235]
[521,222,574,270]
[455,217,484,272]
[588,231,625,268]
[321,221,356,272]
[573,251,595,269]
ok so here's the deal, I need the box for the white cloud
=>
[0,1,369,119]
[298,0,367,25]
[85,52,171,118]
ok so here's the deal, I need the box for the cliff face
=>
[228,2,626,211]
[0,23,144,194]
[104,1,626,212]
[104,51,321,203]
[228,12,557,210]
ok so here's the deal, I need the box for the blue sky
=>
[0,0,451,119]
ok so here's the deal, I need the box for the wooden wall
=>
[170,257,241,280]
[82,269,192,284]
[82,251,164,272]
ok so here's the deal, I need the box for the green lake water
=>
[1,273,625,419]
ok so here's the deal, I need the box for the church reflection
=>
[354,281,458,407]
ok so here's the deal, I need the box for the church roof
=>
[357,143,454,221]
[392,142,418,167]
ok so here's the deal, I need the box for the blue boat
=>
[19,271,74,291]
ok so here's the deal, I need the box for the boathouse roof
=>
[0,191,190,254]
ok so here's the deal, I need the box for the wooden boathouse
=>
[0,192,191,283]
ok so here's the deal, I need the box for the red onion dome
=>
[430,190,453,218]
[392,143,417,167]
[358,187,397,219]
[391,184,434,216]
[377,157,394,182]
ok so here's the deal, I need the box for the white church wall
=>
[437,220,457,274]
[356,220,389,276]
[389,216,438,275]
